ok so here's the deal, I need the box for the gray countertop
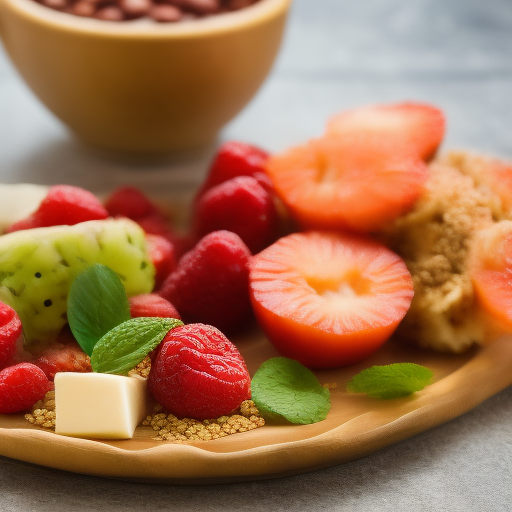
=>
[1,0,512,510]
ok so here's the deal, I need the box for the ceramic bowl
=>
[0,0,291,153]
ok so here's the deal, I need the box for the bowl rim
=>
[1,0,292,38]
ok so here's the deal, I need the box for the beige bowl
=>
[0,0,291,154]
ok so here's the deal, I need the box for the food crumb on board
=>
[25,390,56,429]
[23,388,265,442]
[142,400,265,442]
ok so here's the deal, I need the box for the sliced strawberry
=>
[469,221,512,329]
[249,231,414,368]
[266,135,428,233]
[129,293,181,319]
[159,231,252,333]
[145,234,177,288]
[0,363,52,413]
[196,140,272,199]
[148,323,251,419]
[7,185,108,232]
[193,176,279,254]
[326,102,445,161]
[104,186,160,220]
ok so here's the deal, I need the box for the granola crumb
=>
[322,383,337,389]
[142,400,265,442]
[379,151,512,353]
[128,356,151,379]
[24,390,56,430]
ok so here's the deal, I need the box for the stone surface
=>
[1,0,512,509]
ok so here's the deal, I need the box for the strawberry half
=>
[326,102,445,161]
[266,135,428,233]
[249,231,414,368]
[0,302,22,370]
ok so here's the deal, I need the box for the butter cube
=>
[54,372,148,439]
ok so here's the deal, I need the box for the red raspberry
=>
[196,140,272,199]
[148,323,251,419]
[0,363,52,413]
[104,186,159,220]
[7,185,108,232]
[0,302,22,370]
[159,231,252,333]
[145,234,177,288]
[129,293,181,319]
[193,176,279,254]
[31,330,91,381]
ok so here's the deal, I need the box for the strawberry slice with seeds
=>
[326,102,445,161]
[266,135,428,233]
[249,231,414,368]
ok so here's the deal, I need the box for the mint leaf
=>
[91,317,183,375]
[347,363,434,399]
[251,357,331,425]
[67,264,131,356]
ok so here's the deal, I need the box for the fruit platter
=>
[1,102,512,484]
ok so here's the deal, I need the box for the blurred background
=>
[1,0,511,192]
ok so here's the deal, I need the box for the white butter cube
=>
[54,372,148,439]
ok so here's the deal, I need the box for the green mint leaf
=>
[251,357,331,425]
[67,264,131,356]
[91,317,183,375]
[346,363,434,399]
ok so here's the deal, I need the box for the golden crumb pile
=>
[379,151,512,353]
[142,400,265,442]
[24,387,265,443]
[128,356,151,379]
[25,390,56,429]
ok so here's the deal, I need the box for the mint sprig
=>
[67,264,131,356]
[91,317,183,375]
[347,363,434,399]
[251,357,331,425]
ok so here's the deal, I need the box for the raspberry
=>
[31,330,91,381]
[159,231,252,333]
[193,176,279,254]
[196,140,272,199]
[148,323,251,419]
[145,234,177,288]
[0,363,52,413]
[0,302,22,370]
[129,293,181,319]
[7,185,108,233]
[104,186,159,220]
